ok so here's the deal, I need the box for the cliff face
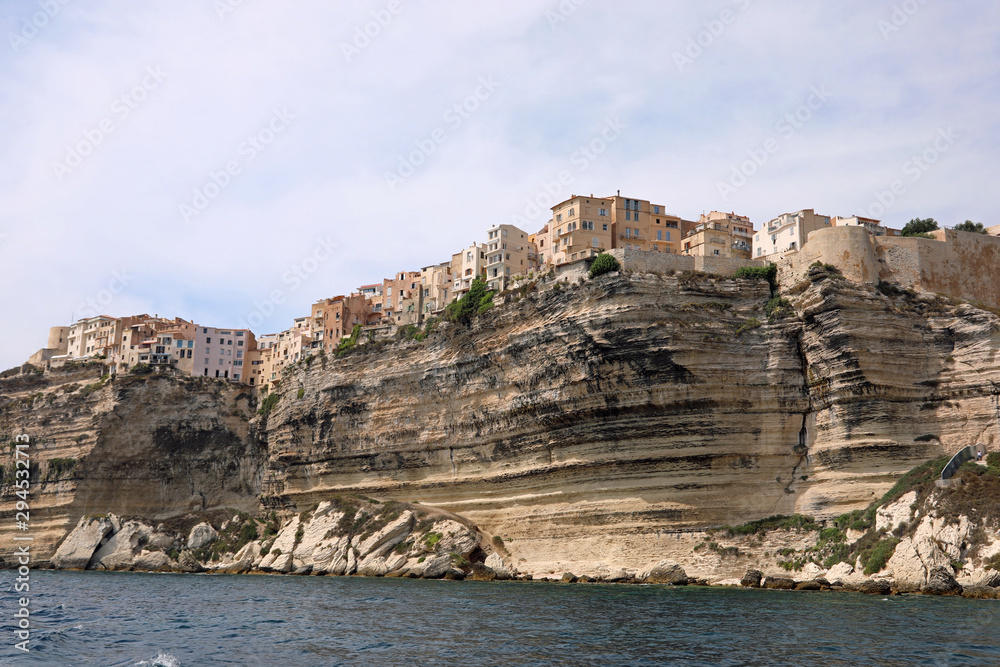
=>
[0,370,263,562]
[262,270,1000,573]
[2,268,998,575]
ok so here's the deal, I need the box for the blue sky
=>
[1,0,998,370]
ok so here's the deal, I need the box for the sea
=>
[0,571,998,666]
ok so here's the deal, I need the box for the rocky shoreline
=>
[37,494,1000,601]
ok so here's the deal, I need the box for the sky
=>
[1,0,998,370]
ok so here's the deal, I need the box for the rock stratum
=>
[2,266,999,582]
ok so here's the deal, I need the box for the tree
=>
[900,218,939,237]
[953,220,986,234]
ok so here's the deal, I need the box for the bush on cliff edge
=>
[444,278,495,325]
[588,253,620,278]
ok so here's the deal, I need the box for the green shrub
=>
[336,325,363,357]
[735,317,763,336]
[732,264,777,295]
[860,538,900,575]
[444,279,495,325]
[715,514,821,537]
[257,393,281,417]
[765,297,793,322]
[423,532,442,548]
[588,253,620,278]
[986,452,1000,470]
[44,458,77,481]
[131,363,153,375]
[296,388,305,399]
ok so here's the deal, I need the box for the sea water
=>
[0,570,998,665]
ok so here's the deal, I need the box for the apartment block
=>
[311,294,371,352]
[545,196,613,267]
[381,271,423,325]
[66,316,121,359]
[485,224,534,291]
[451,243,487,296]
[609,195,692,255]
[753,209,832,260]
[420,263,454,316]
[193,326,256,382]
[682,211,755,259]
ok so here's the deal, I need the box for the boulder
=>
[960,586,996,600]
[355,511,415,559]
[444,569,466,581]
[639,560,688,585]
[561,572,578,583]
[763,577,796,590]
[419,555,452,579]
[187,523,218,551]
[957,568,1000,589]
[795,580,823,591]
[921,566,962,596]
[484,553,512,580]
[433,520,479,556]
[223,559,252,575]
[740,569,763,588]
[875,491,917,533]
[172,550,204,573]
[856,579,891,595]
[147,533,175,552]
[824,562,854,586]
[796,562,827,581]
[469,563,497,581]
[595,565,635,583]
[52,516,114,570]
[358,556,390,577]
[133,550,171,572]
[291,564,313,576]
[90,521,152,571]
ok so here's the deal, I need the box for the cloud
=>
[1,0,998,369]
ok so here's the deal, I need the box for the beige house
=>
[609,194,692,255]
[381,271,423,325]
[754,209,832,260]
[545,196,613,267]
[420,263,454,316]
[451,243,488,296]
[682,211,755,259]
[485,224,533,291]
[311,294,370,352]
[66,316,121,359]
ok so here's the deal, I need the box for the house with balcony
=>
[681,211,755,259]
[484,224,533,291]
[753,209,832,260]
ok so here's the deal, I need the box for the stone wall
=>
[608,248,763,276]
[776,226,1000,310]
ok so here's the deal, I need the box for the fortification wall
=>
[608,248,762,277]
[777,225,1000,310]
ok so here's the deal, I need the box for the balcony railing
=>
[619,233,646,241]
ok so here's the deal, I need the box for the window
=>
[599,208,608,216]
[204,358,209,365]
[625,211,631,221]
[625,228,632,238]
[237,350,243,358]
[556,214,562,222]
[714,249,720,256]
[654,205,660,214]
[656,230,662,240]
[569,208,574,216]
[582,221,594,231]
[653,244,658,251]
[592,237,599,247]
[227,340,232,345]
[237,340,243,347]
[666,231,671,241]
[603,224,608,231]
[206,337,212,343]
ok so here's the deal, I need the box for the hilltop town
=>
[23,192,1000,392]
